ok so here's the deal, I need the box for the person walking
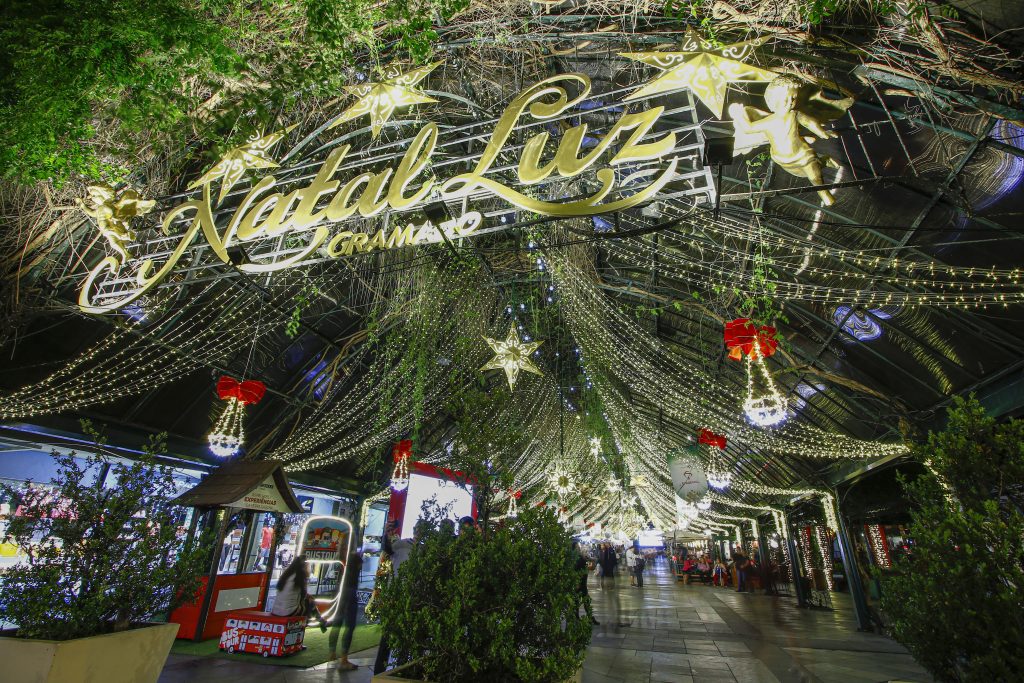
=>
[328,547,363,670]
[599,544,617,592]
[573,540,599,625]
[271,555,329,632]
[598,544,629,627]
[734,549,750,593]
[625,545,637,587]
[256,521,274,570]
[373,521,415,674]
[634,551,646,588]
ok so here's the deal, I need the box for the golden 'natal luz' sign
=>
[78,73,691,313]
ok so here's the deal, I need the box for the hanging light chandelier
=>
[390,440,412,491]
[208,377,266,458]
[699,428,733,490]
[724,318,788,427]
[506,489,521,518]
[707,468,733,490]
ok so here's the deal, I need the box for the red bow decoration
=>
[724,318,778,361]
[512,489,523,500]
[393,440,413,462]
[698,428,727,450]
[216,376,266,405]
[587,522,596,529]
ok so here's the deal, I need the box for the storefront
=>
[0,437,359,598]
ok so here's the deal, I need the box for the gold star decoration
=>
[631,474,651,488]
[328,62,442,138]
[188,126,296,203]
[480,324,544,389]
[620,29,775,118]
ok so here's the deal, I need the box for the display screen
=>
[637,531,664,548]
[299,516,351,562]
[400,472,474,539]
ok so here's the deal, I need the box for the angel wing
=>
[727,103,770,157]
[803,89,854,123]
[113,189,156,220]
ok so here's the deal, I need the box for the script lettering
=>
[78,72,682,312]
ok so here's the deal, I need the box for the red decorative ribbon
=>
[724,318,778,361]
[393,439,413,462]
[216,376,266,404]
[698,428,727,450]
[512,489,523,500]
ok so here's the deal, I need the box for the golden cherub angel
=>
[75,184,156,261]
[728,76,853,206]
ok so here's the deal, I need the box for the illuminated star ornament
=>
[620,29,775,117]
[480,324,544,389]
[188,127,295,203]
[328,62,442,138]
[547,465,577,498]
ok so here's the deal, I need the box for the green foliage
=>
[0,0,244,185]
[879,396,1024,682]
[661,0,720,44]
[798,0,845,25]
[0,0,459,187]
[447,388,518,502]
[285,284,320,339]
[377,505,591,682]
[382,0,470,64]
[0,423,209,640]
[738,250,788,328]
[744,151,771,192]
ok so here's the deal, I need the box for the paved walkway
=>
[159,558,931,683]
[583,558,930,682]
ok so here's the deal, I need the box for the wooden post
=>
[260,513,287,610]
[193,508,228,642]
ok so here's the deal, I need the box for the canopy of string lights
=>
[2,0,1022,537]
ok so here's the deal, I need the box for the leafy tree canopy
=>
[0,0,467,186]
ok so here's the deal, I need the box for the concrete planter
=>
[371,659,422,682]
[0,622,179,683]
[372,659,583,682]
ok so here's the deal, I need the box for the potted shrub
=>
[0,426,208,683]
[373,503,591,682]
[879,396,1024,681]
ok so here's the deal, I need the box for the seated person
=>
[696,556,712,583]
[271,555,328,632]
